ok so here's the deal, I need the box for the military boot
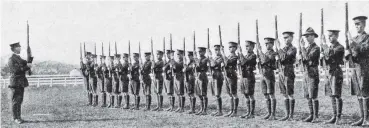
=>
[101,93,107,107]
[212,97,223,116]
[152,95,160,111]
[268,99,277,120]
[196,97,204,115]
[247,100,255,119]
[188,97,196,114]
[224,97,234,117]
[175,96,182,112]
[165,97,173,111]
[335,98,342,125]
[201,97,208,115]
[288,99,295,121]
[325,98,337,124]
[263,99,271,119]
[279,99,289,121]
[351,98,364,126]
[115,95,121,108]
[230,98,239,117]
[361,98,369,126]
[311,100,319,123]
[123,95,130,109]
[240,98,250,118]
[303,99,314,122]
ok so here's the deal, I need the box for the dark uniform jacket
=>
[352,32,369,76]
[303,43,320,78]
[117,62,130,81]
[186,60,195,81]
[325,42,344,73]
[240,51,257,78]
[173,59,184,80]
[197,56,209,80]
[141,60,152,82]
[164,59,175,80]
[225,53,238,79]
[210,56,224,80]
[8,54,30,88]
[153,59,164,80]
[261,49,277,78]
[131,61,140,81]
[280,45,297,78]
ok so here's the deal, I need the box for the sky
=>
[1,1,369,65]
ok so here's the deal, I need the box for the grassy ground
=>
[1,81,365,128]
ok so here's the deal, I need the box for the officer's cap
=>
[198,47,207,52]
[264,37,275,44]
[282,31,295,36]
[228,42,238,47]
[353,16,367,22]
[327,30,340,35]
[9,42,21,48]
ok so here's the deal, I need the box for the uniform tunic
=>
[302,43,320,99]
[111,65,120,94]
[142,61,152,95]
[81,62,90,92]
[173,59,184,95]
[131,61,141,95]
[278,45,297,95]
[261,49,277,95]
[96,63,105,93]
[164,59,174,95]
[225,53,238,95]
[196,56,209,96]
[117,62,130,93]
[351,32,369,97]
[153,59,164,94]
[210,56,224,96]
[240,51,257,95]
[324,42,344,96]
[88,63,98,93]
[104,65,113,93]
[186,60,196,95]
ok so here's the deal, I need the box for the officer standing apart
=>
[8,42,33,124]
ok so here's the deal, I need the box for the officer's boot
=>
[188,97,196,114]
[136,96,141,110]
[224,97,234,117]
[152,95,160,111]
[335,98,343,125]
[241,98,250,118]
[158,95,163,111]
[145,95,152,111]
[247,100,255,119]
[311,100,319,123]
[268,99,277,120]
[115,95,121,108]
[123,95,130,109]
[179,96,185,113]
[279,99,289,121]
[325,97,337,124]
[288,99,295,121]
[303,99,314,122]
[215,97,223,116]
[351,98,364,126]
[230,98,239,117]
[94,95,99,107]
[108,95,113,108]
[196,97,204,115]
[361,98,369,126]
[101,93,107,107]
[175,96,182,112]
[263,99,271,119]
[88,93,93,106]
[165,96,173,111]
[201,97,208,115]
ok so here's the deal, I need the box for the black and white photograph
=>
[1,1,369,128]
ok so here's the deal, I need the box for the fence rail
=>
[0,67,354,88]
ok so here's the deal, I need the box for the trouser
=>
[9,87,25,120]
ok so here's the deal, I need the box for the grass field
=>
[0,81,365,128]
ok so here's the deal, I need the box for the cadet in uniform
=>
[106,56,114,108]
[209,45,224,116]
[278,31,297,121]
[97,55,107,107]
[260,37,277,120]
[322,30,344,125]
[82,52,91,106]
[142,52,153,111]
[131,53,141,110]
[152,50,165,111]
[164,50,175,111]
[8,42,32,124]
[348,16,369,127]
[195,47,209,115]
[120,53,130,109]
[239,40,257,119]
[301,27,320,123]
[223,42,239,117]
[185,51,196,114]
[89,54,98,107]
[173,50,185,113]
[113,54,122,108]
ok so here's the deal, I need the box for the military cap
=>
[177,49,184,55]
[302,27,318,38]
[156,50,164,55]
[9,42,21,48]
[109,56,115,59]
[228,42,238,47]
[91,54,97,58]
[327,30,340,35]
[264,37,275,44]
[100,55,106,58]
[187,51,194,56]
[198,47,207,52]
[145,52,151,56]
[282,31,295,36]
[166,50,175,53]
[123,53,129,57]
[86,52,92,56]
[245,40,256,45]
[133,53,139,57]
[114,54,121,58]
[214,44,220,47]
[353,16,367,21]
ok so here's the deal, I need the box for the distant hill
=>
[1,60,79,78]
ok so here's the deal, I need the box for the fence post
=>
[50,78,53,87]
[37,78,40,87]
[74,77,77,86]
[64,77,67,87]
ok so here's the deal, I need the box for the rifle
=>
[26,21,33,75]
[139,42,145,94]
[108,42,112,77]
[95,42,97,64]
[255,20,264,74]
[218,25,230,94]
[170,34,175,80]
[163,37,167,91]
[128,41,134,94]
[320,9,330,95]
[193,31,201,93]
[298,13,306,72]
[208,28,215,95]
[151,38,158,93]
[274,15,285,88]
[237,22,243,82]
[183,37,188,92]
[344,3,357,90]
[115,42,118,55]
